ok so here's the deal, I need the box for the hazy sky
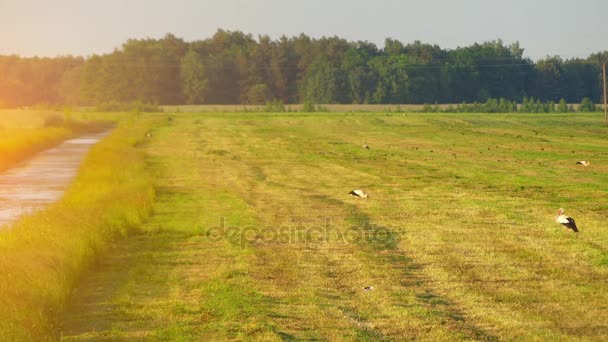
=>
[1,0,606,59]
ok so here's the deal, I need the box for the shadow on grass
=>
[61,233,182,339]
[314,193,499,341]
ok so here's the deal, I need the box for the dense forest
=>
[0,30,606,107]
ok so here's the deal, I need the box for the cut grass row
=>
[0,115,157,341]
[63,112,608,340]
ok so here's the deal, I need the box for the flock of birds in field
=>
[350,143,592,237]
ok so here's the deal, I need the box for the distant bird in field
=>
[362,286,374,291]
[555,208,579,233]
[363,144,370,149]
[576,161,590,166]
[349,189,368,199]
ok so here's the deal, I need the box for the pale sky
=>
[1,0,606,59]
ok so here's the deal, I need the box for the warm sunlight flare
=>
[1,0,607,340]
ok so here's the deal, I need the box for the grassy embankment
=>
[0,112,157,340]
[61,112,608,340]
[0,110,117,172]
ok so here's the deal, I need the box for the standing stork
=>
[349,189,368,199]
[555,208,579,233]
[576,161,590,166]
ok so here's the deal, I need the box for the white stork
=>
[362,286,374,291]
[555,208,579,233]
[363,144,370,149]
[576,161,590,166]
[349,189,368,199]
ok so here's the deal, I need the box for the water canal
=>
[0,131,110,227]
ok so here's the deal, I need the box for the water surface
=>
[0,131,110,227]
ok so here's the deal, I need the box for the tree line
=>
[0,30,606,108]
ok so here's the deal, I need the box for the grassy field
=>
[0,110,116,172]
[0,114,156,341]
[54,112,608,341]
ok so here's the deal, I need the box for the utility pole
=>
[601,51,608,126]
[603,60,607,126]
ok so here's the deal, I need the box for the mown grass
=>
[0,114,157,341]
[61,112,608,340]
[0,110,116,172]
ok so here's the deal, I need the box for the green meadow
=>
[2,111,608,340]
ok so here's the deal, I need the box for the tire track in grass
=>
[324,194,496,341]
